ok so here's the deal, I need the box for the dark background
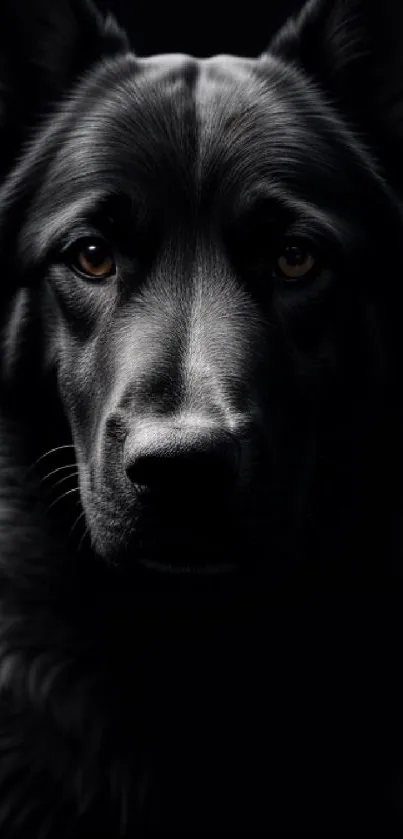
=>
[97,0,303,57]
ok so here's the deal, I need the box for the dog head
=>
[0,0,402,576]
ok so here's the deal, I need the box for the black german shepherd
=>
[0,0,402,834]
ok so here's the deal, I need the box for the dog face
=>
[0,0,402,575]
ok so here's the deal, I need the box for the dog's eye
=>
[69,239,116,280]
[274,240,317,281]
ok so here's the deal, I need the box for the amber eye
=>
[70,239,116,280]
[275,241,317,281]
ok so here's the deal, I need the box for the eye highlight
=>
[274,239,317,281]
[67,238,116,280]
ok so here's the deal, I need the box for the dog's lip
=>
[135,553,239,576]
[124,526,239,575]
[129,523,240,575]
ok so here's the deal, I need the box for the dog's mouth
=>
[85,482,259,578]
[135,554,239,576]
[125,523,242,576]
[88,507,247,577]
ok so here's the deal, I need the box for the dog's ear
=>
[264,0,403,181]
[0,0,129,170]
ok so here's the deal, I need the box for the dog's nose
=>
[123,418,240,495]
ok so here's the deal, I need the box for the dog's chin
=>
[133,546,241,577]
[85,491,254,578]
[93,529,246,577]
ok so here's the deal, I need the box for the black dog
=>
[0,0,403,834]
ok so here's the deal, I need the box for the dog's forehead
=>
[26,53,279,257]
[133,52,269,183]
[136,52,254,73]
[25,49,382,261]
[135,52,256,83]
[83,53,284,192]
[43,52,277,204]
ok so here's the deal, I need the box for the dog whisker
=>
[77,527,90,553]
[47,471,80,493]
[24,445,76,480]
[68,510,86,542]
[40,463,78,484]
[46,487,79,514]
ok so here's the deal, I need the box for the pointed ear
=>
[0,0,129,172]
[264,0,403,181]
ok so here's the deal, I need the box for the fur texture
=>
[0,0,402,834]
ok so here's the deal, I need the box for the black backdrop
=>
[97,0,303,57]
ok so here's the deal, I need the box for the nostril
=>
[123,422,240,494]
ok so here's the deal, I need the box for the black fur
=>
[0,0,403,834]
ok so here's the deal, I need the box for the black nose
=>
[123,418,240,495]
